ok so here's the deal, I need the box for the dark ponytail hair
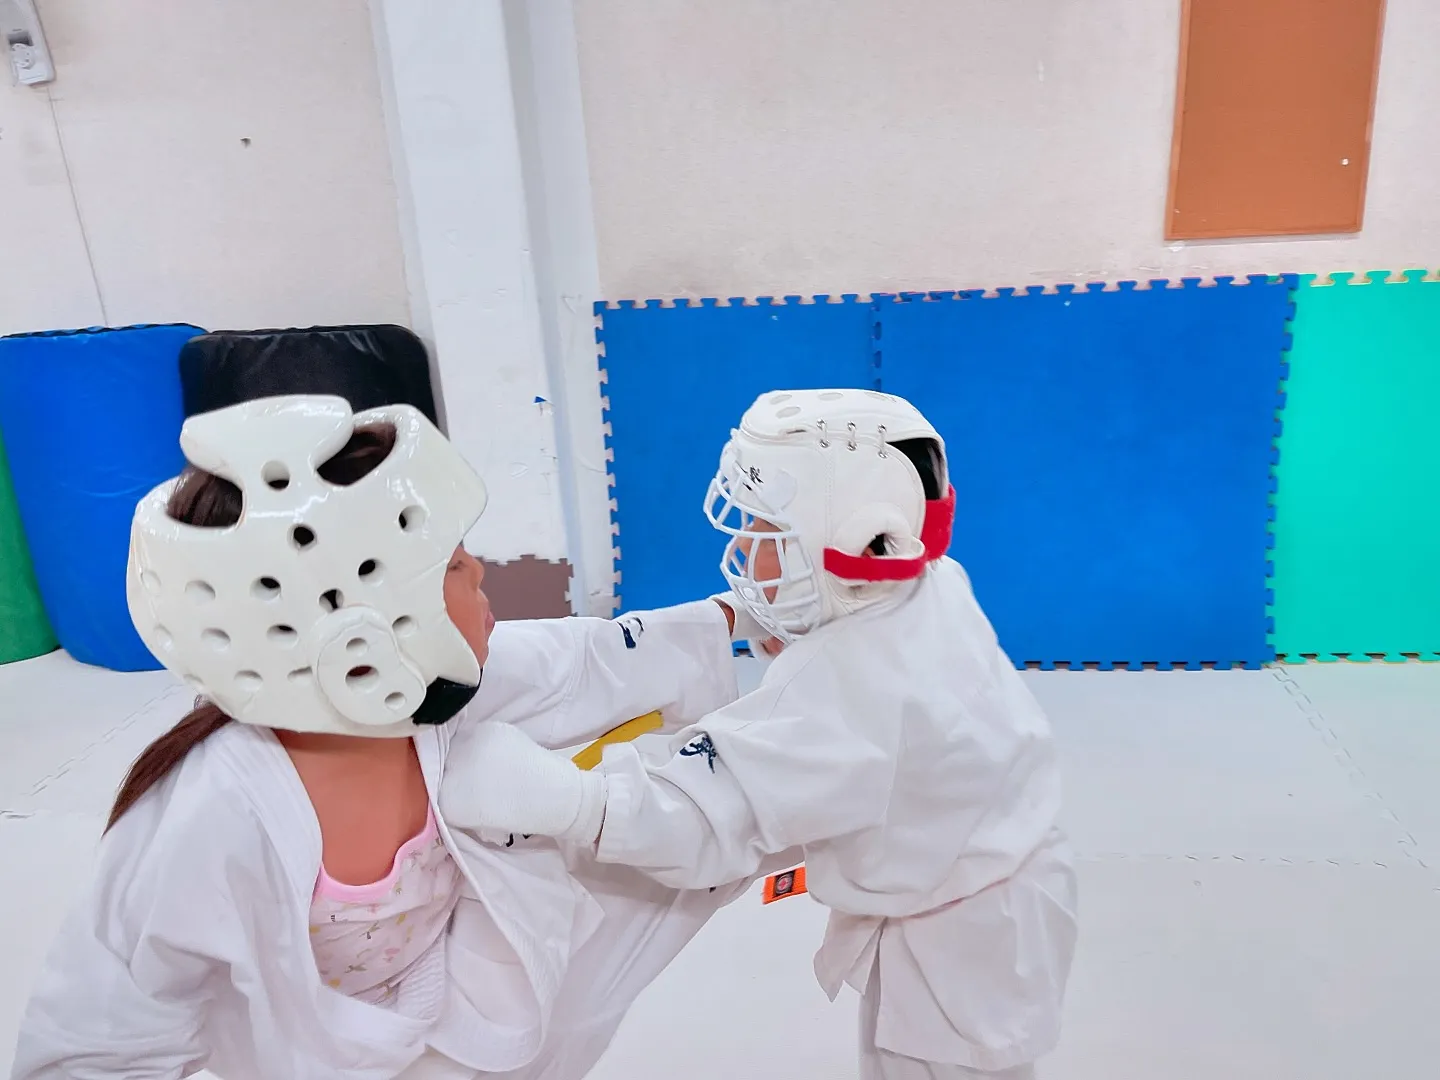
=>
[106,422,397,832]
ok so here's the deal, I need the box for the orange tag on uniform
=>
[763,866,807,904]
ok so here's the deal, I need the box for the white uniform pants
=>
[856,831,1075,1080]
[399,859,754,1080]
[858,964,1037,1080]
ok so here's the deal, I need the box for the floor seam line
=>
[1269,665,1434,878]
[24,684,187,800]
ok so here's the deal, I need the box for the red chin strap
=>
[822,485,956,583]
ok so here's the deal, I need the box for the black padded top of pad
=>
[179,325,439,425]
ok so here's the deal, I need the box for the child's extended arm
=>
[469,598,742,750]
[440,667,896,889]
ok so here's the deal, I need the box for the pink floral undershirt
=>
[309,805,462,1005]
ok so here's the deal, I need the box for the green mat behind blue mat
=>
[1271,271,1440,661]
[0,431,57,664]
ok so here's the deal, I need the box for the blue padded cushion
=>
[0,324,200,671]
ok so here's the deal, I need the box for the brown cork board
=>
[1165,0,1386,241]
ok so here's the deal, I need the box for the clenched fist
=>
[440,721,608,845]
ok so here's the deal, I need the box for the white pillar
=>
[504,0,615,617]
[369,0,613,613]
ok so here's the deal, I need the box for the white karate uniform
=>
[594,560,1079,1078]
[12,601,747,1080]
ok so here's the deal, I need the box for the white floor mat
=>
[1030,669,1412,865]
[2,653,1438,1078]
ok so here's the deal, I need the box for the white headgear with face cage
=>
[704,388,955,643]
[127,395,487,738]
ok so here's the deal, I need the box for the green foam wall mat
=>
[1271,270,1440,661]
[0,429,57,664]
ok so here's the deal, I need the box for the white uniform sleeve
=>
[594,658,898,889]
[463,599,738,749]
[11,792,259,1080]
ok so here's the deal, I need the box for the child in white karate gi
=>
[13,395,757,1080]
[442,388,1079,1079]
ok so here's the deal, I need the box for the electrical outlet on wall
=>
[3,0,54,86]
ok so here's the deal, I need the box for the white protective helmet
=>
[704,388,954,642]
[127,395,488,738]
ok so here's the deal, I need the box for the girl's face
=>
[444,547,494,666]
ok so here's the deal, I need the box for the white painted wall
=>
[368,0,572,571]
[16,0,1433,607]
[2,0,607,609]
[574,0,1440,300]
[0,0,408,336]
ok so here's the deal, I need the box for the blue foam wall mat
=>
[0,324,201,671]
[877,279,1292,669]
[598,296,876,613]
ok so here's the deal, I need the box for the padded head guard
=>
[127,395,487,737]
[705,388,954,642]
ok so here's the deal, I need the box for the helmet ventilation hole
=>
[357,558,381,581]
[287,667,314,685]
[776,406,801,418]
[346,665,379,691]
[319,589,343,613]
[393,615,416,636]
[385,692,407,712]
[290,525,317,550]
[201,627,231,651]
[141,571,163,596]
[235,670,262,691]
[186,580,216,604]
[261,462,291,490]
[346,637,368,657]
[267,624,297,646]
[252,576,282,601]
[398,505,427,533]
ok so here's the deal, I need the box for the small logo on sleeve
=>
[678,733,718,772]
[618,615,645,649]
